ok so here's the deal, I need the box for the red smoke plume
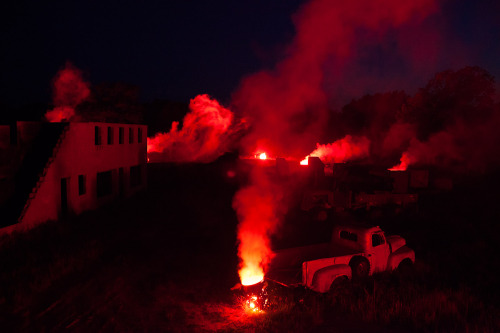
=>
[390,131,462,171]
[147,94,244,163]
[45,62,90,122]
[300,135,370,165]
[232,0,437,158]
[231,0,438,286]
[389,67,499,172]
[232,168,285,286]
[390,118,500,172]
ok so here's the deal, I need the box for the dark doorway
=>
[61,178,69,216]
[96,171,113,198]
[119,167,125,198]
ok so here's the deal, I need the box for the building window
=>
[129,127,134,144]
[78,175,86,195]
[130,165,142,187]
[138,127,142,143]
[95,126,101,145]
[107,127,113,145]
[96,170,113,197]
[119,127,124,144]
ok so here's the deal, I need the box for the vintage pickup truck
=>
[266,222,415,293]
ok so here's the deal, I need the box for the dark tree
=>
[406,66,496,140]
[339,91,409,139]
[76,82,144,124]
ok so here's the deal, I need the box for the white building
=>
[0,121,147,234]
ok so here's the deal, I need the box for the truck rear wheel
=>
[350,257,370,279]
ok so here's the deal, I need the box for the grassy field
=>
[1,160,499,332]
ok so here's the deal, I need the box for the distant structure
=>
[0,121,147,233]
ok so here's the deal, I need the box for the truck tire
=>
[350,257,370,279]
[397,258,414,277]
[329,275,349,293]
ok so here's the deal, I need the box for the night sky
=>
[1,0,499,109]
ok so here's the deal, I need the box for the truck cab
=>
[267,222,415,293]
[331,224,391,274]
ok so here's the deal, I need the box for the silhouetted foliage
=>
[407,66,496,140]
[76,82,144,124]
[143,99,189,136]
[341,91,409,137]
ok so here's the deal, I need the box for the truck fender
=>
[387,245,415,271]
[311,264,352,293]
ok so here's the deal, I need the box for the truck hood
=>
[386,235,406,252]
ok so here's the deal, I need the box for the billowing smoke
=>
[232,0,437,158]
[232,167,286,285]
[45,62,90,122]
[231,0,438,286]
[301,135,370,165]
[389,66,500,172]
[147,94,246,163]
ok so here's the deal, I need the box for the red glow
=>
[302,135,370,164]
[389,152,411,171]
[246,295,261,313]
[389,131,462,171]
[258,153,267,160]
[45,62,90,122]
[233,169,282,287]
[147,94,235,163]
[45,106,76,123]
[232,0,437,158]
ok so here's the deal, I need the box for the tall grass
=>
[1,165,499,332]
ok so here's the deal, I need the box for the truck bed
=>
[266,243,361,287]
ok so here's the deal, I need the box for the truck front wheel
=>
[329,275,349,292]
[350,257,370,279]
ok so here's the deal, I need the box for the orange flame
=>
[239,260,264,286]
[246,295,261,313]
[300,157,308,165]
[258,152,267,160]
[233,169,281,287]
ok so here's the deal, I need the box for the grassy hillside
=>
[1,161,499,332]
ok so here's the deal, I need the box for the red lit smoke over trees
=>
[45,62,90,122]
[43,0,500,286]
[144,0,499,174]
[45,62,143,124]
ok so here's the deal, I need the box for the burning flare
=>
[233,169,283,286]
[301,135,370,165]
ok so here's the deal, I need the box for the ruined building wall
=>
[7,122,147,232]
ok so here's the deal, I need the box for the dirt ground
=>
[1,159,499,332]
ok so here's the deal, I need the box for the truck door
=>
[368,232,390,273]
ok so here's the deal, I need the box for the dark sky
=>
[1,0,499,108]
